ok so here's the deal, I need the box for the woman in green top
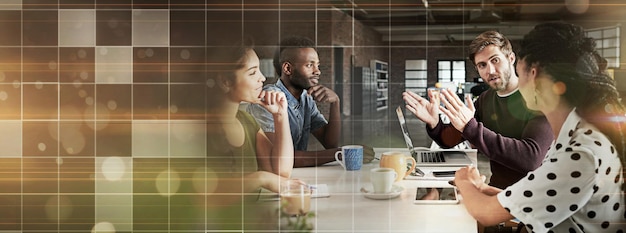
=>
[204,38,295,230]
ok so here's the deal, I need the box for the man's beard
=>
[490,68,511,92]
[291,69,313,90]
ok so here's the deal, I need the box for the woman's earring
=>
[220,83,230,93]
[534,89,540,105]
[218,79,230,93]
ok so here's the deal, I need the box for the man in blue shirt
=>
[248,36,372,167]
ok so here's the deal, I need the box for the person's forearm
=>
[322,100,341,149]
[271,112,294,178]
[479,183,503,196]
[293,148,339,167]
[463,117,552,173]
[427,120,465,148]
[457,180,512,226]
[206,171,276,207]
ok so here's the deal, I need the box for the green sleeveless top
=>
[206,110,277,230]
[206,110,260,174]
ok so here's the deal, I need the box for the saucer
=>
[360,184,404,200]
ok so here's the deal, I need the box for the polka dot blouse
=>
[497,110,625,233]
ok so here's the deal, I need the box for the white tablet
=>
[413,187,459,204]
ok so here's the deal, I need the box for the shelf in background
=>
[371,60,389,112]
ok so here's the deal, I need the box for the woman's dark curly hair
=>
[518,22,626,192]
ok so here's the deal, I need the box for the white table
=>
[286,148,478,232]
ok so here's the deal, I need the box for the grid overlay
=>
[0,0,384,232]
[0,1,231,232]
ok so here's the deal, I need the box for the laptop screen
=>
[395,106,416,156]
[395,106,475,167]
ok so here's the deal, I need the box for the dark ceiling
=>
[328,0,624,41]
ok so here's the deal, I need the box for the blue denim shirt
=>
[246,79,328,150]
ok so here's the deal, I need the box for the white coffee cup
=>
[370,168,397,193]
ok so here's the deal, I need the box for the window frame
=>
[586,25,620,68]
[437,60,466,85]
[405,59,428,97]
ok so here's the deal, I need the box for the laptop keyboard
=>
[420,151,446,163]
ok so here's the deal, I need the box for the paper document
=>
[257,184,330,202]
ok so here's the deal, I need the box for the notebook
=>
[395,106,473,167]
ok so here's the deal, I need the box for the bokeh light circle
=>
[107,100,118,110]
[170,104,178,114]
[92,221,116,233]
[156,169,181,196]
[565,0,589,14]
[193,167,219,193]
[0,91,8,101]
[101,157,126,181]
[180,49,191,60]
[38,143,47,152]
[45,196,72,221]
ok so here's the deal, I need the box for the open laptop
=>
[395,106,473,167]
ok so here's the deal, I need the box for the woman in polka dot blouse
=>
[454,22,625,233]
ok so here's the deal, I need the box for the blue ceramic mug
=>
[334,145,363,170]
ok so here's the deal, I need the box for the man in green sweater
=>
[402,31,553,189]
